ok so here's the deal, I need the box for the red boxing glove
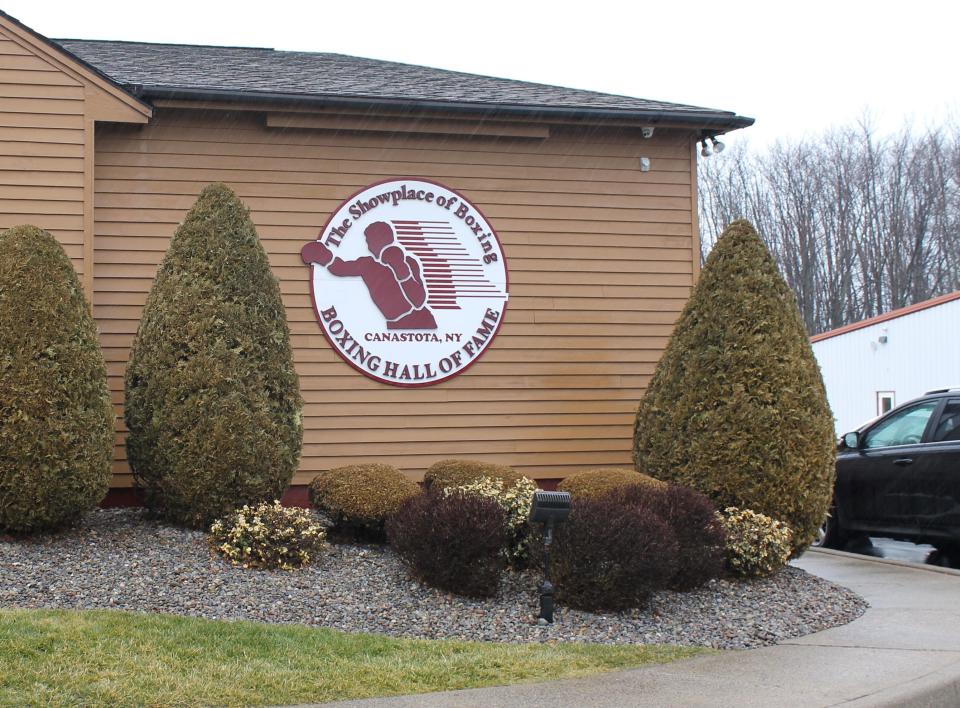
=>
[301,241,333,267]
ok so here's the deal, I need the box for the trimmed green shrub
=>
[387,490,506,597]
[632,220,835,553]
[445,475,538,566]
[552,493,679,611]
[557,468,664,499]
[0,225,113,532]
[209,500,327,570]
[423,459,523,491]
[309,464,418,541]
[617,484,726,591]
[717,507,793,577]
[124,183,303,528]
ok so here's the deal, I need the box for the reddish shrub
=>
[618,483,726,590]
[387,490,506,598]
[552,495,678,611]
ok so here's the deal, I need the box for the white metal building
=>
[810,291,960,436]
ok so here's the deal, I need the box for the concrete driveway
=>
[326,549,960,707]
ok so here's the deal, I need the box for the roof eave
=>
[134,85,754,132]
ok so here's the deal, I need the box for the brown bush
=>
[309,464,418,541]
[552,493,679,611]
[616,484,726,590]
[557,468,664,499]
[387,490,506,597]
[423,459,523,491]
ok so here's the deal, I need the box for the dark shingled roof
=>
[54,39,752,130]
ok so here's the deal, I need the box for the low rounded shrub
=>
[423,459,523,491]
[552,493,679,611]
[617,484,726,590]
[445,475,538,566]
[717,507,793,577]
[209,501,326,570]
[0,225,113,533]
[387,490,506,597]
[557,468,664,499]
[309,464,418,541]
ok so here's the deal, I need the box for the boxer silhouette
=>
[301,221,437,330]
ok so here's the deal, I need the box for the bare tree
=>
[699,123,960,334]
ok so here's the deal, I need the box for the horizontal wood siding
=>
[94,109,696,485]
[0,31,86,274]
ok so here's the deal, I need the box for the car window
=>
[863,401,939,448]
[931,399,960,443]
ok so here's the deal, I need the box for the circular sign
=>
[301,178,509,387]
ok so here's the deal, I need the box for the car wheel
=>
[932,544,960,569]
[813,505,847,550]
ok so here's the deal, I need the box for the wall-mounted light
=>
[700,134,726,158]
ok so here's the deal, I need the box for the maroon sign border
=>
[306,176,510,388]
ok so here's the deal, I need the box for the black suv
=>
[820,388,960,562]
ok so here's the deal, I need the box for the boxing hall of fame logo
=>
[301,178,509,387]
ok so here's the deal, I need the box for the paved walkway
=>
[327,549,960,707]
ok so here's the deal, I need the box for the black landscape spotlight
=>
[529,490,571,624]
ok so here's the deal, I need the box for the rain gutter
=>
[130,85,754,133]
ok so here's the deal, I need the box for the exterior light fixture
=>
[700,134,726,157]
[529,490,572,624]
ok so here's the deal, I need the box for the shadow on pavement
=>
[841,537,959,569]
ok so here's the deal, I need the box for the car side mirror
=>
[841,431,860,450]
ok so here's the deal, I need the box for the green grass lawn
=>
[0,609,710,707]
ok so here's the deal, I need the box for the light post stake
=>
[539,516,555,623]
[529,490,571,625]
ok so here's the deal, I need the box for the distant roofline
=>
[54,37,273,52]
[810,290,960,343]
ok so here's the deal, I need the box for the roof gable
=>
[0,12,151,123]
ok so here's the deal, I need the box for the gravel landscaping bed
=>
[0,508,867,649]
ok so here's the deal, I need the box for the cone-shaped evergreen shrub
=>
[0,225,113,532]
[125,184,302,528]
[632,220,835,553]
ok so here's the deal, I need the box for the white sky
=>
[7,0,959,147]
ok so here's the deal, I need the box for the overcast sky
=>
[7,0,958,148]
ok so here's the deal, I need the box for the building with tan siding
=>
[0,11,752,494]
